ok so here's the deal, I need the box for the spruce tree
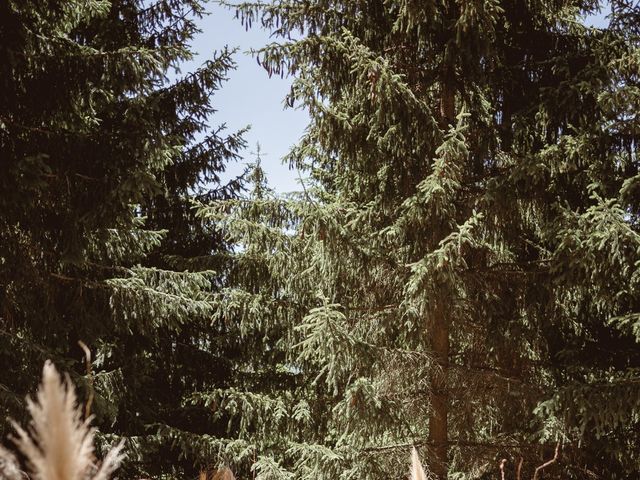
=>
[196,1,639,478]
[529,1,640,475]
[0,1,244,477]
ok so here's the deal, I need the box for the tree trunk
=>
[428,71,455,480]
[440,80,456,127]
[428,304,450,479]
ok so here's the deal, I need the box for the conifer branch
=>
[363,439,557,453]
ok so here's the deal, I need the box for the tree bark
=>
[428,69,455,480]
[428,303,450,479]
[440,79,456,127]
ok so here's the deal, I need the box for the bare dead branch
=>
[532,442,560,480]
[78,340,94,418]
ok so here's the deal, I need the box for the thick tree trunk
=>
[428,304,450,479]
[428,72,455,480]
[440,80,456,126]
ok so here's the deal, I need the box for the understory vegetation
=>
[1,0,639,479]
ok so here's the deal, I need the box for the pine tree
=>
[528,1,640,475]
[189,154,322,478]
[195,1,639,478]
[0,1,245,477]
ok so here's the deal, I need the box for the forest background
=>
[0,1,639,480]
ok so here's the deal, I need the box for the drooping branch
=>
[363,439,562,453]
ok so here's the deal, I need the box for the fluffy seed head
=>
[10,360,123,480]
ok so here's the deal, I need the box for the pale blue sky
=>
[184,3,307,193]
[182,3,610,193]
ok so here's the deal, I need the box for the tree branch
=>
[516,457,523,480]
[532,442,560,480]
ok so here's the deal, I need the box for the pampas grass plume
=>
[212,467,235,480]
[7,360,123,480]
[0,444,21,480]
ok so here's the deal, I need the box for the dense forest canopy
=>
[0,0,638,479]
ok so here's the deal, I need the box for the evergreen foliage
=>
[192,1,640,478]
[1,0,638,479]
[0,1,244,477]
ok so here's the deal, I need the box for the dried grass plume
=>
[5,360,123,480]
[0,444,21,480]
[199,466,236,480]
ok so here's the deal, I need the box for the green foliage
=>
[193,0,640,478]
[2,0,638,478]
[0,0,244,477]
